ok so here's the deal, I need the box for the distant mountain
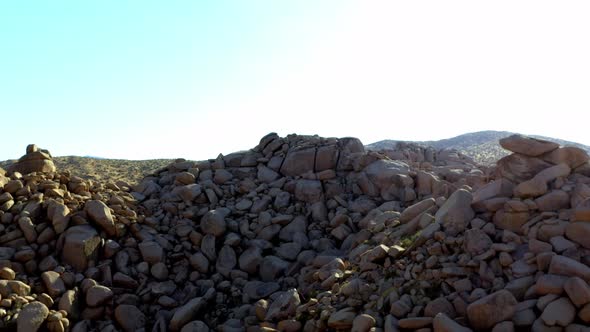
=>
[367,130,590,165]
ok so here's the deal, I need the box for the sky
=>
[1,1,589,160]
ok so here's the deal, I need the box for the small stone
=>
[351,314,376,332]
[540,297,576,326]
[491,321,514,332]
[0,267,15,280]
[0,279,31,297]
[435,189,474,236]
[61,225,101,272]
[41,271,66,297]
[151,262,169,280]
[180,321,210,332]
[564,276,590,307]
[398,317,433,329]
[433,312,472,332]
[265,289,300,321]
[328,308,356,329]
[463,228,493,256]
[138,241,164,264]
[579,302,590,323]
[549,255,590,281]
[169,288,215,331]
[566,222,590,249]
[59,289,81,320]
[243,281,280,300]
[466,290,517,330]
[425,297,456,318]
[86,285,114,307]
[115,304,146,332]
[200,209,228,237]
[277,320,301,332]
[513,308,536,326]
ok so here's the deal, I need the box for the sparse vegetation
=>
[1,156,173,184]
[367,130,590,165]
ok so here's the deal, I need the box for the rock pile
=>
[1,133,590,331]
[8,144,56,175]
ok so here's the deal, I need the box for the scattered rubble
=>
[1,133,590,331]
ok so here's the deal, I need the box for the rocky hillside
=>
[1,156,172,184]
[368,130,590,165]
[1,134,590,331]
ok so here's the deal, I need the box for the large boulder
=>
[280,147,316,177]
[499,134,559,156]
[294,180,323,203]
[495,154,552,183]
[85,200,117,236]
[16,301,49,332]
[7,144,56,174]
[466,290,517,330]
[435,189,474,236]
[565,222,590,249]
[61,225,101,271]
[542,146,590,168]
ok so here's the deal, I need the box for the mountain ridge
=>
[367,130,590,165]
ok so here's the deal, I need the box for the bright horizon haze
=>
[1,1,589,160]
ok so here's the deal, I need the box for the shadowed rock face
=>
[7,144,56,174]
[2,133,590,331]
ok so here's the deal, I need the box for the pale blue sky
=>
[2,1,589,160]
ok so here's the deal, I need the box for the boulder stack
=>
[1,133,590,331]
[7,144,56,175]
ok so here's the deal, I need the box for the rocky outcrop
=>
[1,133,590,331]
[7,144,56,174]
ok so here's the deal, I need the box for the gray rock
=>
[259,256,289,281]
[243,281,280,300]
[499,134,559,156]
[466,290,517,330]
[200,209,228,237]
[265,289,301,321]
[61,225,101,271]
[541,297,576,326]
[17,301,49,332]
[294,179,323,203]
[169,288,215,331]
[41,271,65,297]
[85,200,117,236]
[138,241,164,264]
[86,285,114,307]
[435,189,474,236]
[463,228,493,256]
[115,304,146,332]
[433,312,472,332]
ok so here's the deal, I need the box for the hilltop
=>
[1,134,590,331]
[1,156,172,184]
[367,130,590,165]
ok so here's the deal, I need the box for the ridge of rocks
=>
[0,133,589,331]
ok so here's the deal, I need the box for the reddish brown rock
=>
[565,222,590,249]
[495,153,552,183]
[542,146,590,168]
[434,189,474,236]
[549,255,590,281]
[7,144,56,174]
[61,225,101,271]
[499,134,559,157]
[534,190,570,212]
[466,290,517,330]
[572,198,590,222]
[280,147,316,177]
